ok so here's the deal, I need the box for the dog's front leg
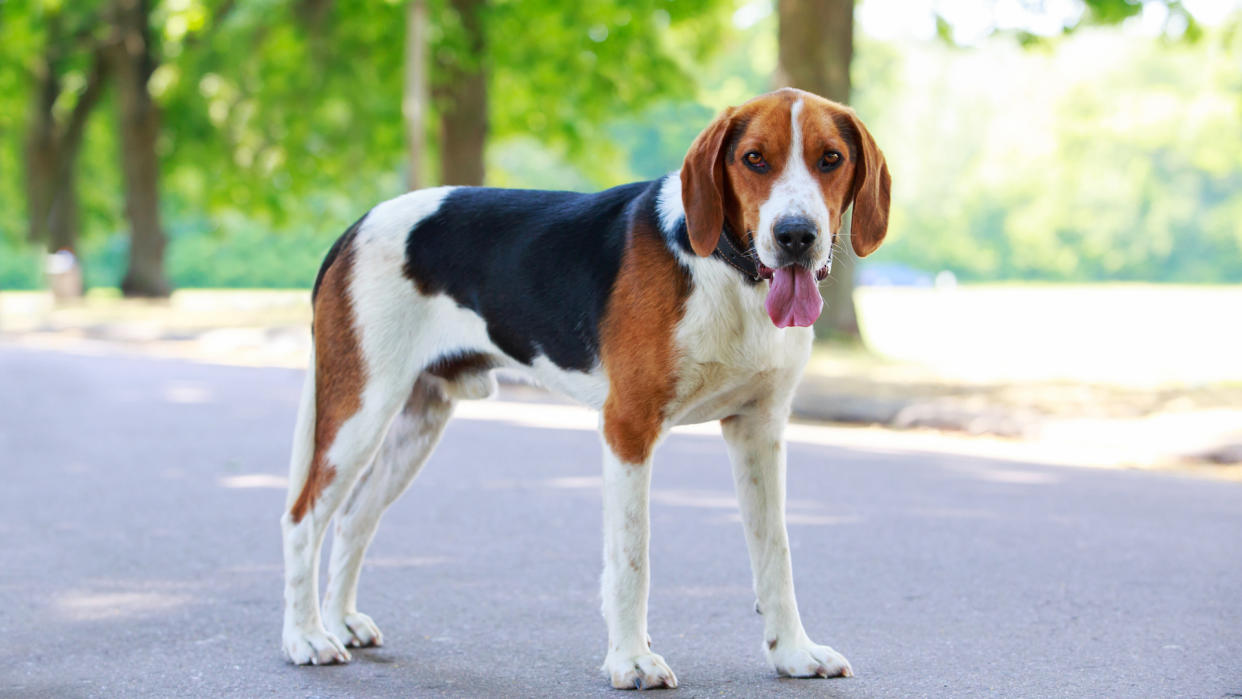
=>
[721,411,853,679]
[599,440,678,690]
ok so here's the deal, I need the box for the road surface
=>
[1,346,1239,697]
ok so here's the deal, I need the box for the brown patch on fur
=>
[801,95,891,256]
[405,269,435,297]
[768,637,779,650]
[290,242,365,524]
[682,92,798,256]
[426,352,494,381]
[721,92,795,244]
[599,221,690,465]
[798,98,861,236]
[680,107,735,256]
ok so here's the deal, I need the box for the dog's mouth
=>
[757,263,830,328]
[757,263,830,282]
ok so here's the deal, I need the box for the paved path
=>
[1,346,1239,698]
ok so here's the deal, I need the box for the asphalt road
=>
[1,345,1239,698]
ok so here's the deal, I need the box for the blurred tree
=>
[781,0,1206,343]
[487,1,729,184]
[8,0,235,296]
[109,0,172,297]
[5,0,734,290]
[871,11,1240,284]
[775,0,860,342]
[434,0,487,185]
[20,3,109,259]
[403,0,429,189]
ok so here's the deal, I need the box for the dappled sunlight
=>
[362,556,451,569]
[651,489,738,509]
[481,475,602,491]
[453,398,1164,473]
[970,468,1060,485]
[707,511,858,527]
[55,589,192,622]
[905,507,997,520]
[661,584,753,599]
[543,476,603,489]
[219,473,287,489]
[777,513,860,526]
[455,399,597,432]
[162,380,212,404]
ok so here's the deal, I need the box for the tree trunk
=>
[434,0,487,186]
[108,0,171,297]
[403,0,428,190]
[24,27,108,260]
[25,58,58,248]
[776,0,862,342]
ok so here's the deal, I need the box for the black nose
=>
[773,216,817,256]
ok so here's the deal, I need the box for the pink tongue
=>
[765,266,823,328]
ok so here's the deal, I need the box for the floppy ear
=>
[680,107,735,257]
[844,111,892,258]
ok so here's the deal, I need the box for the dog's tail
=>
[285,216,366,517]
[284,343,318,514]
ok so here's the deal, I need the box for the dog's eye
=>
[818,151,843,172]
[743,151,769,173]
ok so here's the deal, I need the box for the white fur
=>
[722,411,853,678]
[529,355,609,410]
[599,442,678,689]
[323,375,455,648]
[755,98,834,271]
[656,172,685,236]
[284,345,319,513]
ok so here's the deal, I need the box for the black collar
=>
[712,226,763,283]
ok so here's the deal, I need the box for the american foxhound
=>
[281,87,890,689]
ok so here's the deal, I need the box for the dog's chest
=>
[667,262,813,425]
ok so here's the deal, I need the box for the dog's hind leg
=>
[321,373,455,648]
[280,236,428,666]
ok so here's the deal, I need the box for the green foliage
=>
[1082,0,1145,24]
[487,0,728,182]
[866,26,1242,282]
[2,0,737,289]
[0,241,43,289]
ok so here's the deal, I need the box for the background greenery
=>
[1,0,1240,289]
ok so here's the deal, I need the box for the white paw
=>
[283,626,352,665]
[602,650,678,690]
[324,611,383,648]
[767,637,853,679]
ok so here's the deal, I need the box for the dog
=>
[280,87,890,689]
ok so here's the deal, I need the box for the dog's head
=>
[680,88,891,327]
